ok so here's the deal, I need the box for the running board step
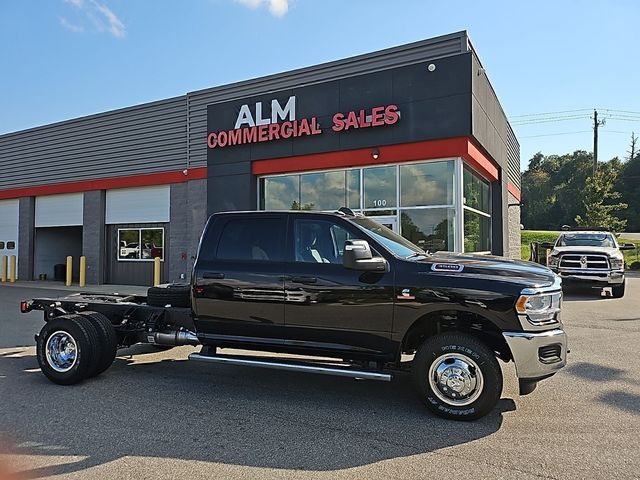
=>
[188,353,392,382]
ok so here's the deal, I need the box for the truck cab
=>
[191,209,567,419]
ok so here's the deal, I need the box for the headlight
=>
[610,258,624,269]
[515,291,562,326]
[548,255,559,268]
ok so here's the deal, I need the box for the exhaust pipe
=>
[150,330,200,346]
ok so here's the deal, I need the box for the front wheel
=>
[611,280,625,298]
[412,333,502,421]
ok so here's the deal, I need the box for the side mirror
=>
[343,240,387,272]
[539,242,555,250]
[620,243,636,251]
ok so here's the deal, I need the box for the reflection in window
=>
[401,209,454,252]
[464,211,491,252]
[118,229,140,260]
[300,171,346,211]
[364,166,396,209]
[6,241,15,250]
[141,228,164,260]
[346,169,360,209]
[118,228,164,261]
[0,242,4,249]
[400,161,454,207]
[261,175,300,210]
[463,168,490,213]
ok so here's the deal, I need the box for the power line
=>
[520,130,591,139]
[510,108,592,118]
[512,115,592,126]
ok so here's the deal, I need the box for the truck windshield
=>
[350,217,426,258]
[558,234,615,248]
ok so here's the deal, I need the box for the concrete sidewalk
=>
[0,280,149,296]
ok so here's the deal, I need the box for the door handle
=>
[203,272,225,279]
[291,276,317,284]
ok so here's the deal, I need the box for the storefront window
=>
[464,210,491,253]
[118,228,164,261]
[300,171,346,211]
[400,161,454,207]
[363,166,396,209]
[401,208,454,252]
[261,175,300,210]
[259,159,494,254]
[463,167,490,213]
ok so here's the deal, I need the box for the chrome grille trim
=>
[559,254,609,270]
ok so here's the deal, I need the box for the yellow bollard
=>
[66,256,73,287]
[79,256,86,288]
[153,256,161,286]
[546,248,550,267]
[9,255,16,283]
[1,256,6,282]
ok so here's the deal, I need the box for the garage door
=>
[0,199,19,276]
[35,193,84,227]
[106,185,170,224]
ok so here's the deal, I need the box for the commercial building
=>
[0,31,521,285]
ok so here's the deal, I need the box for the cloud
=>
[236,0,290,17]
[59,16,84,32]
[59,0,126,38]
[91,1,126,38]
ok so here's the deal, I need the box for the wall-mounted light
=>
[372,147,379,160]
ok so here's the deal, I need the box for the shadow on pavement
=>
[0,350,514,478]
[598,391,640,416]
[565,362,627,382]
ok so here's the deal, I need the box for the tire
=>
[147,284,191,308]
[412,332,502,421]
[77,311,118,376]
[36,315,101,385]
[612,280,625,299]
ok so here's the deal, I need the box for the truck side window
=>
[216,217,285,262]
[294,219,354,264]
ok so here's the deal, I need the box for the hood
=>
[414,252,556,288]
[551,246,622,258]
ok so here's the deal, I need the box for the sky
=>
[1,0,639,172]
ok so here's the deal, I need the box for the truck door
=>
[193,214,287,343]
[283,215,395,356]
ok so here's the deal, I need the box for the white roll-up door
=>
[35,193,84,227]
[105,185,170,224]
[0,199,19,272]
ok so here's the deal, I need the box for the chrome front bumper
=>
[502,328,567,379]
[552,268,624,285]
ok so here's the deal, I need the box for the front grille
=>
[559,254,609,270]
[539,344,562,364]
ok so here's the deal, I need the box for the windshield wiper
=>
[406,251,429,259]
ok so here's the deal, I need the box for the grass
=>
[520,230,640,269]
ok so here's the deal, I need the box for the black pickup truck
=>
[22,209,567,420]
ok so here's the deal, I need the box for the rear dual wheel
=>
[36,311,117,385]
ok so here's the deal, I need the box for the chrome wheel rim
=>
[428,353,484,407]
[45,331,78,373]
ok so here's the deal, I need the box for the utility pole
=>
[628,132,638,161]
[592,109,605,173]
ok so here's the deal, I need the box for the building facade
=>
[0,31,521,286]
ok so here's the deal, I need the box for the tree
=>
[574,164,628,232]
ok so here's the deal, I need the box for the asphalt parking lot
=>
[1,280,639,480]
